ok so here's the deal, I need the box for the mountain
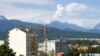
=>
[0,19,44,40]
[0,16,100,40]
[0,19,43,32]
[89,23,100,33]
[94,23,100,30]
[48,21,87,32]
[0,16,8,20]
[0,16,43,40]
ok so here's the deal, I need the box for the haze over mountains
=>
[0,16,100,40]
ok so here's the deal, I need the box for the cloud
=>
[53,3,88,18]
[0,0,56,23]
[53,4,65,18]
[0,0,100,29]
[52,3,100,29]
[0,0,54,24]
[65,3,88,13]
[1,0,54,5]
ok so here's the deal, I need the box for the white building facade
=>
[8,27,37,56]
[38,40,56,56]
[0,40,4,45]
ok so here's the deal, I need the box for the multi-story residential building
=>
[8,27,38,56]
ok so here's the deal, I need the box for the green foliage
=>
[65,40,100,56]
[65,45,100,56]
[19,54,24,56]
[0,44,16,56]
[65,48,80,56]
[38,51,45,56]
[88,46,100,53]
[48,49,55,56]
[45,28,100,40]
[51,49,55,56]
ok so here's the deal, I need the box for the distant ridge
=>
[0,16,8,20]
[48,21,87,32]
[94,23,100,30]
[89,23,100,33]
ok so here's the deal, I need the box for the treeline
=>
[66,40,100,46]
[37,28,100,40]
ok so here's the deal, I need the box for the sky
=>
[0,0,100,29]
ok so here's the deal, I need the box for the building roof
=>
[16,27,33,33]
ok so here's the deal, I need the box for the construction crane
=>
[43,25,48,56]
[31,25,48,56]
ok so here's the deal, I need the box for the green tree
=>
[73,49,80,56]
[48,49,55,56]
[50,49,55,56]
[65,48,73,56]
[38,51,45,56]
[65,48,80,56]
[19,54,24,56]
[96,46,100,53]
[0,44,16,56]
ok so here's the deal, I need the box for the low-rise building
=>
[38,40,67,56]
